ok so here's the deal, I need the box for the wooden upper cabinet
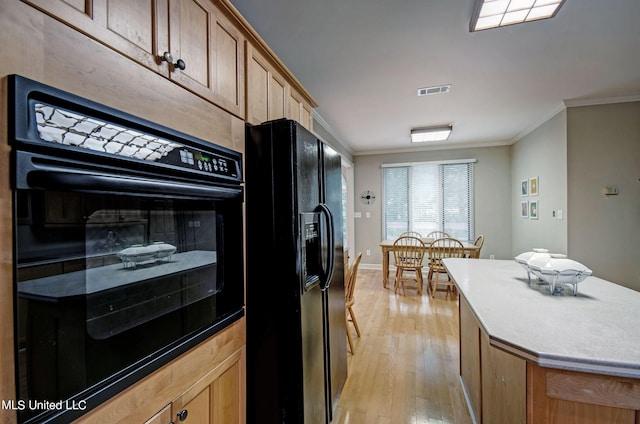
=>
[169,0,244,117]
[23,0,168,73]
[269,72,287,121]
[97,0,169,74]
[288,88,314,131]
[246,43,287,125]
[246,42,314,130]
[23,0,245,118]
[245,44,269,124]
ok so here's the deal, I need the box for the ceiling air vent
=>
[417,84,451,96]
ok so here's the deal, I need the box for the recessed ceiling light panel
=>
[410,126,453,143]
[470,0,566,32]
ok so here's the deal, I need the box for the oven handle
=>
[26,169,242,199]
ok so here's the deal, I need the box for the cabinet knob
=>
[174,59,186,71]
[176,409,188,421]
[160,52,186,71]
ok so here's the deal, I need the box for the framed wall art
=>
[521,179,529,196]
[530,200,539,219]
[521,201,529,218]
[530,176,539,196]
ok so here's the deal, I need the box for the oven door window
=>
[15,189,236,411]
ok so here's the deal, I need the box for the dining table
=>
[379,237,479,288]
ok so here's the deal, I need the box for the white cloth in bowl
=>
[527,257,591,275]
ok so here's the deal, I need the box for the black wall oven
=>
[8,75,244,423]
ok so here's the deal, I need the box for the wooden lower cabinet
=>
[169,347,245,424]
[459,296,525,424]
[480,332,526,424]
[459,297,482,423]
[145,405,173,424]
[458,296,640,424]
[527,364,640,424]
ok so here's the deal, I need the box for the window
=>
[383,160,475,241]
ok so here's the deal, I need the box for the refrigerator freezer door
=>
[292,123,330,424]
[321,143,348,418]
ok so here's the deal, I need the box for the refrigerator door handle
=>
[317,203,335,290]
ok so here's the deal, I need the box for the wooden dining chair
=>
[399,231,423,238]
[427,237,465,298]
[469,235,484,259]
[426,230,451,239]
[392,236,427,295]
[345,252,362,354]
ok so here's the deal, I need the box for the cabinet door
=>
[169,0,244,117]
[23,0,168,74]
[481,332,526,424]
[171,347,245,424]
[246,44,287,124]
[144,404,172,424]
[459,297,481,423]
[288,88,313,131]
[245,44,269,124]
[268,72,288,121]
[211,359,243,424]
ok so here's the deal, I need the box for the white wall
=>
[511,101,640,290]
[353,146,512,266]
[567,102,640,290]
[511,110,568,256]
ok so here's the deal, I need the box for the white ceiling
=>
[229,0,640,155]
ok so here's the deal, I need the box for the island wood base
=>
[527,364,640,424]
[460,295,640,424]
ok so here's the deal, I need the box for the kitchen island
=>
[443,258,640,424]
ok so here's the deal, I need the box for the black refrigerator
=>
[245,119,347,424]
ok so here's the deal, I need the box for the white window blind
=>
[383,161,474,241]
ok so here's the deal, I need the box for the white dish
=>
[118,242,177,267]
[514,251,550,282]
[527,257,592,295]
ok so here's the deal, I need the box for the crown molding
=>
[312,110,354,156]
[563,93,640,108]
[353,139,513,156]
[511,101,566,143]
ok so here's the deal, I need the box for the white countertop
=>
[443,258,640,378]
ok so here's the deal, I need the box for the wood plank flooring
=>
[332,268,472,424]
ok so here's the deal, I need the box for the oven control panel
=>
[169,148,239,178]
[27,100,241,181]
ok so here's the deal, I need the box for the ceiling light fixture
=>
[469,0,566,32]
[410,126,452,143]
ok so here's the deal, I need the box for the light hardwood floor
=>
[332,268,472,424]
